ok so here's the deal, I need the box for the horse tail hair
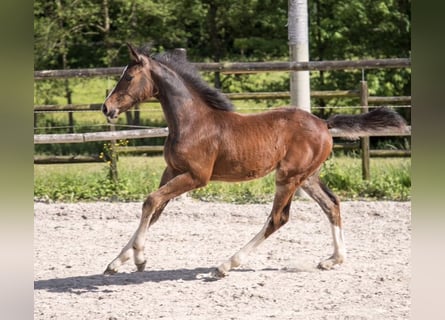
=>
[326,107,408,140]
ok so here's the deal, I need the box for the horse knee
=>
[142,194,162,215]
[192,174,209,189]
[274,209,290,228]
[326,209,342,227]
[142,196,153,210]
[320,188,341,226]
[280,212,290,225]
[306,179,342,226]
[264,212,289,238]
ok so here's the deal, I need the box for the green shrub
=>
[320,156,410,200]
[34,156,410,203]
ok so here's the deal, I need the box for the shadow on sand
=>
[34,267,218,294]
[34,265,314,294]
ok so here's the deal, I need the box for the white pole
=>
[288,0,310,198]
[288,0,310,112]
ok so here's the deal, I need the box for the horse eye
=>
[124,74,134,82]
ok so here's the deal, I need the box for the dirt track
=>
[34,197,410,319]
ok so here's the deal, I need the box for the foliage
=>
[320,156,411,200]
[308,0,411,108]
[34,0,410,96]
[34,156,410,203]
[191,173,277,204]
[34,0,411,137]
[34,157,164,202]
[99,139,129,162]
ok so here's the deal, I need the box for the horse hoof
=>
[318,254,345,270]
[317,260,334,270]
[104,265,118,275]
[317,258,343,270]
[136,260,147,272]
[210,267,227,279]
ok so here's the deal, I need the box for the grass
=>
[34,155,411,203]
[34,76,410,203]
[320,155,411,200]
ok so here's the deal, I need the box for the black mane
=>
[147,48,234,112]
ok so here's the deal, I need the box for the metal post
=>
[289,0,310,198]
[288,0,310,112]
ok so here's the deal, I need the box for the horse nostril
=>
[102,103,108,116]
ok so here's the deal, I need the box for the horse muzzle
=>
[102,103,119,120]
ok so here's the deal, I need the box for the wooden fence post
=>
[34,112,38,132]
[108,123,119,185]
[134,104,140,126]
[360,78,370,180]
[66,84,74,133]
[105,89,118,186]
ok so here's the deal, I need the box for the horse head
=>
[102,43,156,121]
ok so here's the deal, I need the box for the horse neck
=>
[151,63,207,135]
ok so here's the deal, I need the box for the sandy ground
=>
[34,197,410,320]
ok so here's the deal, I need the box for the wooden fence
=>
[34,58,410,79]
[34,125,411,145]
[34,58,411,180]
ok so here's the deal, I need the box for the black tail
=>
[326,107,408,139]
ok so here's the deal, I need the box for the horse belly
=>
[210,163,276,182]
[210,146,283,182]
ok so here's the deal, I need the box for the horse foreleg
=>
[302,173,346,270]
[214,182,297,278]
[104,168,201,275]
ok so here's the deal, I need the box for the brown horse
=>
[102,43,407,278]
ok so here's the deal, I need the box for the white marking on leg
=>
[216,217,271,277]
[105,209,154,274]
[318,225,347,270]
[105,233,136,274]
[131,209,155,269]
[332,225,347,262]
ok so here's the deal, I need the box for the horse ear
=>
[126,43,142,64]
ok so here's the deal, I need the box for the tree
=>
[34,0,105,69]
[309,0,411,113]
[34,0,410,97]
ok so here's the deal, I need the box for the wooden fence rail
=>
[34,127,169,144]
[34,58,410,80]
[34,155,102,164]
[34,126,411,145]
[34,91,361,113]
[34,58,411,180]
[33,92,411,113]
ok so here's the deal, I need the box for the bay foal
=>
[102,44,407,278]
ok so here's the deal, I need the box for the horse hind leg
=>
[301,173,346,270]
[213,182,296,278]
